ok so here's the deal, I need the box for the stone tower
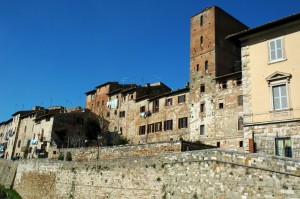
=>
[189,6,248,147]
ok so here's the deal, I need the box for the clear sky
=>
[1,0,300,122]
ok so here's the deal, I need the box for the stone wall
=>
[0,160,18,188]
[56,141,183,161]
[10,149,300,199]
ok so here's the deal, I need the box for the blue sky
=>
[1,0,300,122]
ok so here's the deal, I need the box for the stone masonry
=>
[3,149,300,199]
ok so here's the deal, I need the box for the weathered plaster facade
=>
[231,12,300,157]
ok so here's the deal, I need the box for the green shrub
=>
[66,152,72,161]
[58,152,64,160]
[0,185,22,199]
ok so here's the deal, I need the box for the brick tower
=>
[188,6,248,147]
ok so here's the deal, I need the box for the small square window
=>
[178,95,186,103]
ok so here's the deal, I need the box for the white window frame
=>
[266,72,291,112]
[268,37,285,63]
[272,84,288,111]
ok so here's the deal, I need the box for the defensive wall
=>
[0,147,300,199]
[51,141,214,161]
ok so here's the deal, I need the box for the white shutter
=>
[273,86,280,110]
[276,38,283,59]
[269,40,276,61]
[280,85,288,109]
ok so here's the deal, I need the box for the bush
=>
[58,152,64,160]
[66,152,72,161]
[0,185,22,199]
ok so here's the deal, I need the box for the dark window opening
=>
[178,117,188,129]
[200,103,205,112]
[139,125,146,135]
[239,141,243,147]
[219,103,224,109]
[200,125,205,135]
[200,15,203,26]
[217,142,220,148]
[238,95,243,106]
[205,61,208,73]
[164,120,173,131]
[154,122,162,132]
[153,99,159,113]
[200,84,205,93]
[178,95,186,103]
[236,78,242,86]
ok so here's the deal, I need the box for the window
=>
[272,84,288,110]
[200,125,205,135]
[239,141,244,147]
[178,117,188,129]
[114,110,117,115]
[178,95,186,103]
[119,111,125,118]
[217,142,220,148]
[200,36,203,46]
[238,117,243,131]
[236,78,242,86]
[24,126,27,133]
[200,84,205,93]
[266,72,291,112]
[200,103,205,112]
[164,120,173,131]
[140,106,145,113]
[269,37,284,63]
[196,64,199,72]
[154,122,162,132]
[102,100,104,106]
[205,61,208,73]
[219,102,224,109]
[17,140,21,148]
[153,99,159,113]
[139,125,146,135]
[221,82,227,89]
[238,95,243,106]
[166,98,173,106]
[276,137,292,157]
[147,123,154,133]
[120,127,122,134]
[200,15,203,26]
[106,112,110,117]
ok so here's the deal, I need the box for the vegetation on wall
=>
[0,185,22,199]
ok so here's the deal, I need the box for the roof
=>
[148,87,189,101]
[12,110,34,117]
[227,12,300,40]
[85,89,96,95]
[95,82,117,89]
